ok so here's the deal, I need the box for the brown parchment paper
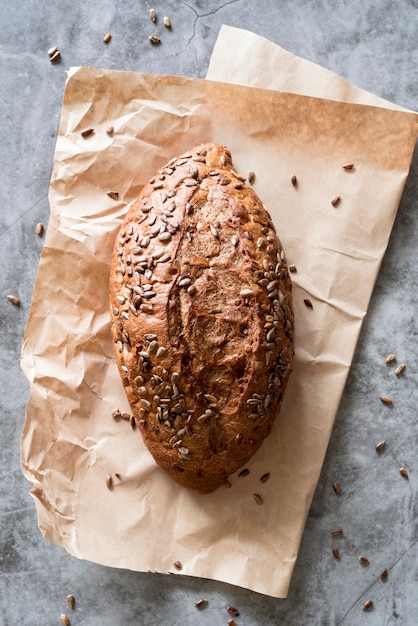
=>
[21,60,417,598]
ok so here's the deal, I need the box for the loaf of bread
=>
[109,143,294,493]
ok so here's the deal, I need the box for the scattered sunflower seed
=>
[222,479,232,488]
[332,482,341,494]
[149,35,161,44]
[253,493,263,506]
[331,195,341,207]
[227,606,240,616]
[375,440,386,452]
[342,162,354,170]
[173,560,182,570]
[149,8,157,22]
[238,468,249,478]
[228,620,237,626]
[359,556,369,566]
[260,472,270,483]
[103,32,111,43]
[163,16,171,28]
[304,298,313,309]
[395,364,405,376]
[362,600,373,611]
[106,474,113,489]
[385,354,396,364]
[47,46,58,57]
[240,288,254,298]
[107,191,119,199]
[247,170,255,184]
[331,529,343,537]
[50,50,61,62]
[333,548,340,559]
[106,126,114,135]
[60,615,70,625]
[81,127,94,138]
[7,294,20,305]
[291,174,297,187]
[195,598,208,609]
[399,467,409,478]
[380,568,388,581]
[380,396,393,405]
[288,264,297,273]
[67,595,75,609]
[36,222,44,235]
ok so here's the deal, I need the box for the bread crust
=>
[109,143,294,493]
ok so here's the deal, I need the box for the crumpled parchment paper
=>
[21,30,417,598]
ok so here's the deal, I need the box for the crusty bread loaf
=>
[109,143,294,493]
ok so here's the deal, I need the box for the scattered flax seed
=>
[36,222,44,235]
[291,174,297,187]
[288,264,297,273]
[195,599,208,609]
[60,616,70,626]
[375,440,386,452]
[332,482,341,494]
[304,298,313,309]
[359,556,370,566]
[106,474,113,489]
[380,396,393,405]
[380,568,388,581]
[149,8,157,22]
[66,595,75,609]
[222,479,232,488]
[399,467,409,478]
[385,354,396,364]
[103,32,111,43]
[331,529,343,537]
[47,46,58,57]
[7,295,20,305]
[395,364,405,376]
[106,126,114,135]
[362,600,373,611]
[107,190,119,199]
[342,163,354,170]
[173,560,182,570]
[260,472,270,483]
[331,195,341,207]
[247,170,255,184]
[163,16,171,28]
[149,35,161,44]
[333,548,340,559]
[50,50,61,63]
[253,493,263,506]
[238,468,250,478]
[227,606,240,616]
[81,127,94,138]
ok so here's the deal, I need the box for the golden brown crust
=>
[109,143,294,493]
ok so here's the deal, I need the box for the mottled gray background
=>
[1,1,417,625]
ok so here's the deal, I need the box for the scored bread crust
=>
[109,143,294,493]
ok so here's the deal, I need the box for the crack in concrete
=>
[337,539,418,624]
[176,0,243,55]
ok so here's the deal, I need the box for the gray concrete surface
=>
[1,1,417,624]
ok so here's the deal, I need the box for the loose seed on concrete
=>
[103,32,111,43]
[7,295,20,305]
